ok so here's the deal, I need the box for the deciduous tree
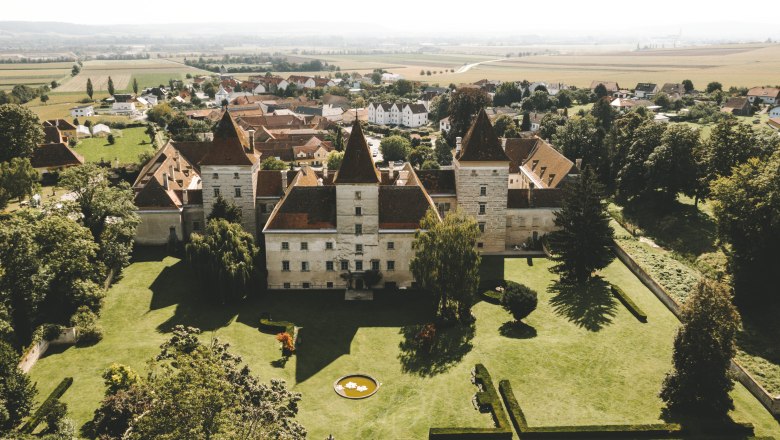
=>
[0,104,43,162]
[445,87,491,146]
[380,135,411,162]
[207,196,243,224]
[0,341,36,434]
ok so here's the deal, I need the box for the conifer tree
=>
[86,78,94,100]
[132,77,139,95]
[107,76,115,96]
[547,167,614,283]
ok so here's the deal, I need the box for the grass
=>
[71,126,155,165]
[27,248,780,439]
[24,92,134,124]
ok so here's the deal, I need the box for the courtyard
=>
[28,248,780,439]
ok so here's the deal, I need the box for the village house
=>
[439,117,451,133]
[721,97,752,116]
[747,87,780,105]
[769,105,780,118]
[70,105,94,118]
[634,83,659,99]
[43,119,77,142]
[401,103,429,128]
[132,110,573,288]
[215,85,230,104]
[591,81,620,94]
[32,125,84,179]
[368,102,429,127]
[660,83,685,99]
[112,94,137,114]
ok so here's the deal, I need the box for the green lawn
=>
[72,126,156,165]
[28,249,780,439]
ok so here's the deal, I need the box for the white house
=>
[112,94,136,114]
[401,103,428,128]
[747,87,780,105]
[215,85,230,105]
[769,106,780,118]
[368,103,394,125]
[287,75,316,89]
[381,73,402,82]
[440,117,451,133]
[140,94,159,106]
[92,124,111,137]
[70,105,94,118]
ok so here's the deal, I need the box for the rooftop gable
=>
[199,111,257,166]
[334,120,380,184]
[456,109,510,162]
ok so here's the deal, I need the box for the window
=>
[355,224,363,235]
[325,241,334,250]
[480,186,487,196]
[477,242,484,248]
[212,173,219,179]
[371,260,380,271]
[192,221,201,232]
[301,261,309,272]
[355,206,362,216]
[341,260,349,271]
[213,187,220,197]
[355,244,363,254]
[233,172,239,179]
[387,260,395,271]
[282,261,290,272]
[478,222,485,233]
[234,187,242,197]
[355,191,362,200]
[283,282,291,289]
[387,242,395,250]
[302,282,310,289]
[479,203,486,215]
[300,242,308,251]
[355,260,363,271]
[281,242,289,250]
[326,261,334,271]
[327,282,334,288]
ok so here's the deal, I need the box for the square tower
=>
[453,110,510,253]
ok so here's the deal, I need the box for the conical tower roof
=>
[334,120,380,184]
[456,109,509,162]
[199,111,257,166]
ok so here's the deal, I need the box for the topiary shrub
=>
[500,281,538,322]
[71,306,103,345]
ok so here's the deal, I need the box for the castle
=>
[132,109,578,290]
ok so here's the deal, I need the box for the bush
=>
[259,318,295,336]
[71,306,103,344]
[20,377,73,433]
[44,400,67,432]
[107,134,116,145]
[276,332,295,354]
[500,282,538,322]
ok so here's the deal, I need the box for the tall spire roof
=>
[199,111,257,166]
[334,120,380,184]
[456,109,510,162]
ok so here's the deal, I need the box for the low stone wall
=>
[612,240,780,417]
[18,327,78,373]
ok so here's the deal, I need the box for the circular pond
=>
[333,374,380,399]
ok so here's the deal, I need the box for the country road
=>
[455,58,506,73]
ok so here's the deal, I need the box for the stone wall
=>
[201,163,259,238]
[134,210,182,245]
[455,161,508,253]
[18,327,78,373]
[505,208,557,249]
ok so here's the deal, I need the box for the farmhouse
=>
[70,105,94,117]
[132,110,571,288]
[591,80,619,93]
[722,97,752,116]
[112,94,137,114]
[43,119,77,141]
[32,126,84,177]
[747,87,780,105]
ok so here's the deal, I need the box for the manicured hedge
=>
[21,377,73,433]
[429,364,512,439]
[610,284,648,323]
[258,318,295,336]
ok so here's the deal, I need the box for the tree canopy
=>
[445,87,491,146]
[260,156,288,171]
[0,104,43,162]
[380,135,411,162]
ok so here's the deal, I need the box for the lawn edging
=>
[612,240,780,417]
[428,364,512,439]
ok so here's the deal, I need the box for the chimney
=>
[322,162,328,177]
[248,129,256,151]
[162,173,169,190]
[455,136,462,154]
[575,158,583,170]
[281,170,288,191]
[182,189,189,205]
[389,161,395,180]
[501,137,507,149]
[175,151,181,171]
[168,164,174,179]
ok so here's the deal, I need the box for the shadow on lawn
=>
[499,321,537,339]
[548,277,617,332]
[398,322,475,377]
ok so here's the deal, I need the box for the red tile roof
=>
[457,109,510,162]
[199,111,258,166]
[415,169,456,195]
[378,186,434,229]
[30,143,84,169]
[334,121,380,184]
[265,186,337,230]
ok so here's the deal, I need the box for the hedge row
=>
[610,284,648,323]
[258,318,295,336]
[429,364,512,439]
[20,377,73,434]
[500,379,693,439]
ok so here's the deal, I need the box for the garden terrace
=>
[27,249,780,439]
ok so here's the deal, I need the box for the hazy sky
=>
[4,0,780,35]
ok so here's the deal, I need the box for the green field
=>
[0,62,72,91]
[27,249,780,439]
[72,126,155,165]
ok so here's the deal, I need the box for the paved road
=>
[455,58,506,74]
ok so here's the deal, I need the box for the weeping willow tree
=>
[410,208,481,324]
[186,219,259,303]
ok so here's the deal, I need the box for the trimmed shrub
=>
[71,306,103,344]
[259,318,295,336]
[501,282,538,322]
[481,289,503,304]
[610,284,647,322]
[20,377,73,433]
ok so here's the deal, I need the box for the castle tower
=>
[333,120,381,288]
[453,109,510,253]
[199,111,260,237]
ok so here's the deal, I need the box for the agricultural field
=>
[0,62,72,90]
[295,43,780,89]
[55,59,207,93]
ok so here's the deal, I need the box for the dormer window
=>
[539,167,547,178]
[548,174,555,186]
[531,160,539,170]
